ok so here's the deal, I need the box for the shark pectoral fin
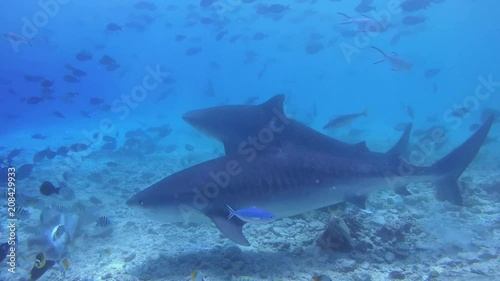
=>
[395,185,412,196]
[345,195,367,209]
[208,213,250,246]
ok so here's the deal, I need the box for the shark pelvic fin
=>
[345,195,367,209]
[208,211,250,246]
[395,185,412,196]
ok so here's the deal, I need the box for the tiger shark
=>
[127,97,494,246]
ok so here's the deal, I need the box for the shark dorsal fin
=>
[208,211,250,246]
[219,95,287,155]
[387,123,412,157]
[260,94,285,116]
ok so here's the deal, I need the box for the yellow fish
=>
[191,270,206,281]
[34,252,46,269]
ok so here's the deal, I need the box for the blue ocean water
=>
[0,0,499,280]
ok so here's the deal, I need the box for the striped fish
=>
[15,206,30,218]
[73,202,86,212]
[96,216,111,227]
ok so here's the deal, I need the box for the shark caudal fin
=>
[431,115,495,205]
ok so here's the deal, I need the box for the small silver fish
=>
[323,110,368,130]
[337,13,387,33]
[4,32,32,46]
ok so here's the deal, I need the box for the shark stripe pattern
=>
[127,95,495,246]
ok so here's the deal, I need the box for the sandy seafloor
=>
[0,135,499,281]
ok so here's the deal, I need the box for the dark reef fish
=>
[127,97,494,246]
[186,47,202,56]
[400,0,441,12]
[40,80,54,88]
[7,148,22,161]
[27,96,44,104]
[75,50,92,61]
[134,1,157,11]
[40,181,61,196]
[63,75,79,83]
[52,111,65,119]
[17,164,34,180]
[32,134,46,140]
[355,0,375,13]
[106,23,122,31]
[424,68,440,78]
[200,0,215,8]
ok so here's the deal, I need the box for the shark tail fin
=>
[225,204,235,220]
[431,115,494,205]
[387,123,412,157]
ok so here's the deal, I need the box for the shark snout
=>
[182,110,200,124]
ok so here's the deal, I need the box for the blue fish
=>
[225,205,275,223]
